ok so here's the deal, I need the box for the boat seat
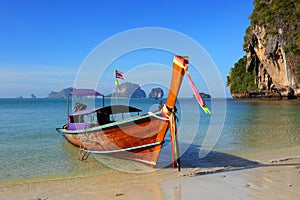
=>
[97,112,110,125]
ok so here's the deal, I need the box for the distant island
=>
[47,85,213,99]
[193,93,211,98]
[16,94,37,98]
[48,87,74,98]
[148,88,164,99]
[47,83,165,99]
[227,0,299,99]
[108,82,146,98]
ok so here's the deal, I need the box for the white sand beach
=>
[0,146,299,200]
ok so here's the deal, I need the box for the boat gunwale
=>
[69,105,142,116]
[84,141,162,154]
[62,110,165,134]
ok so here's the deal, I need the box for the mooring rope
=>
[169,110,180,171]
[147,111,169,121]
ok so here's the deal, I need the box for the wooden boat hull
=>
[61,112,169,166]
[58,56,188,167]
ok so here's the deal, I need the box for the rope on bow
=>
[161,105,180,171]
[169,108,180,171]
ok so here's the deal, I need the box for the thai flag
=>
[115,69,125,80]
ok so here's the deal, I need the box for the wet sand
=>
[0,146,299,200]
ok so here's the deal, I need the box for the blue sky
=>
[0,0,253,98]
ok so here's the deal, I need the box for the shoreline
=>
[230,97,300,101]
[0,146,299,199]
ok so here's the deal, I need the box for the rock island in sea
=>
[47,83,165,99]
[148,88,164,99]
[109,82,146,98]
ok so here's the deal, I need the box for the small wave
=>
[269,155,300,163]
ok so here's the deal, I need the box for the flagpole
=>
[114,69,124,101]
[115,68,118,100]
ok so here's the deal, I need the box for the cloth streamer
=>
[169,112,180,171]
[173,56,211,114]
[185,71,211,114]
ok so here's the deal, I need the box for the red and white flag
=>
[115,69,125,80]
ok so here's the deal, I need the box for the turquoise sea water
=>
[0,98,299,183]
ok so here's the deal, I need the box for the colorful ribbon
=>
[185,70,211,114]
[169,112,180,171]
[173,56,211,114]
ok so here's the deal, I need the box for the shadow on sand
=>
[65,140,300,174]
[156,142,300,175]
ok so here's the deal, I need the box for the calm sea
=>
[0,98,299,184]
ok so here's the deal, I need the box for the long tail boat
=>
[57,55,209,169]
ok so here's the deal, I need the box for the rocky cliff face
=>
[242,0,299,98]
[244,25,299,98]
[227,0,300,99]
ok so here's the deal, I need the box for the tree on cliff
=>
[227,56,258,94]
[245,0,299,65]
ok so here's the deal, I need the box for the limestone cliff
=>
[229,0,300,98]
[244,25,299,98]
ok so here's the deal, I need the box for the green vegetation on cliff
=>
[249,0,298,27]
[244,0,299,53]
[227,56,258,94]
